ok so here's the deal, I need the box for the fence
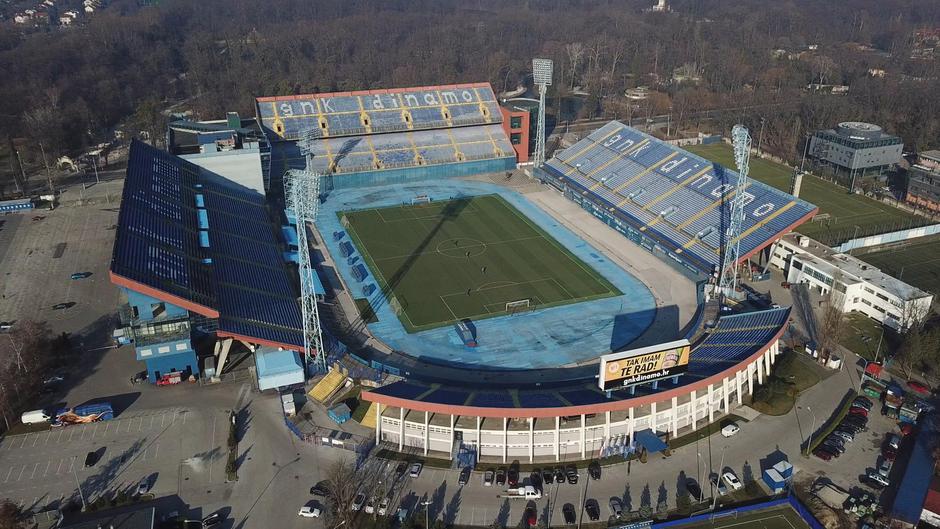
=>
[834,223,940,252]
[650,494,823,529]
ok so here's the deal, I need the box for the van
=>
[21,409,50,424]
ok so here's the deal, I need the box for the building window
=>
[510,116,522,129]
[510,133,522,145]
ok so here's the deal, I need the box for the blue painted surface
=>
[125,289,188,320]
[318,180,657,370]
[143,351,198,383]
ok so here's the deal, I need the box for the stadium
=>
[111,81,818,463]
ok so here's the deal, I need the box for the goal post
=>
[389,296,404,315]
[505,299,532,314]
[410,194,432,205]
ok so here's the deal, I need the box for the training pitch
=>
[687,143,924,245]
[668,505,810,529]
[858,234,940,296]
[342,194,621,332]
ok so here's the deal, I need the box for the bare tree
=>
[565,42,585,91]
[323,458,360,529]
[816,282,847,362]
[0,499,25,529]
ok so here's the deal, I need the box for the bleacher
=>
[687,307,791,377]
[111,140,303,349]
[309,368,347,403]
[542,122,817,274]
[256,83,516,179]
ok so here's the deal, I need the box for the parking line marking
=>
[160,412,166,428]
[4,466,14,483]
[17,465,27,481]
[19,434,29,449]
[29,462,40,479]
[67,429,75,442]
[55,459,64,475]
[103,422,111,435]
[138,417,144,432]
[67,456,74,474]
[43,432,52,446]
[79,427,87,441]
[42,461,51,477]
[91,423,100,439]
[150,415,155,430]
[31,434,40,447]
[182,412,187,425]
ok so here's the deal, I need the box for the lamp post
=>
[72,465,87,511]
[711,445,728,512]
[757,117,766,156]
[799,406,817,453]
[422,499,432,529]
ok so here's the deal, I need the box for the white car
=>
[378,496,390,516]
[409,462,423,478]
[721,423,740,437]
[351,492,366,511]
[365,496,376,514]
[136,480,151,496]
[483,470,495,486]
[722,472,743,491]
[298,505,321,518]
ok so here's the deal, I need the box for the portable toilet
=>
[772,460,793,480]
[762,468,786,493]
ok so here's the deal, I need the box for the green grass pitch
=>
[686,143,924,245]
[858,234,940,296]
[341,194,621,332]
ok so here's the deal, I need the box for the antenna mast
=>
[532,58,553,166]
[717,124,752,301]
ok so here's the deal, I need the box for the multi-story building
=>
[498,102,532,163]
[769,233,933,329]
[906,150,940,214]
[118,291,199,384]
[809,122,903,185]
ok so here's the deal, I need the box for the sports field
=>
[858,234,940,296]
[342,194,621,332]
[669,504,810,529]
[686,143,926,246]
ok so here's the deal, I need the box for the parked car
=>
[822,440,845,454]
[378,496,390,516]
[298,505,321,518]
[908,380,930,395]
[710,475,729,495]
[542,469,553,485]
[310,481,329,496]
[458,467,471,486]
[849,407,869,418]
[130,371,148,384]
[483,469,495,486]
[686,478,703,502]
[0,321,12,331]
[886,433,901,450]
[609,497,623,518]
[722,472,743,491]
[865,470,890,488]
[554,467,565,484]
[585,499,600,521]
[136,480,151,496]
[721,423,740,437]
[565,465,579,484]
[496,468,506,486]
[524,506,537,527]
[351,492,366,511]
[70,272,91,280]
[364,496,376,514]
[878,458,893,478]
[202,512,223,526]
[508,468,519,486]
[84,449,102,468]
[588,460,601,480]
[882,446,898,462]
[395,462,407,480]
[853,396,874,410]
[409,462,423,478]
[42,375,65,386]
[813,448,834,461]
[562,503,576,525]
[832,430,854,442]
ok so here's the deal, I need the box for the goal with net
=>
[411,194,432,205]
[505,299,532,314]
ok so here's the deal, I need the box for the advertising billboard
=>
[598,339,691,391]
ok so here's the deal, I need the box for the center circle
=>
[436,238,487,258]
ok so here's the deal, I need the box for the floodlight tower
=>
[532,58,554,167]
[284,128,326,373]
[717,125,752,301]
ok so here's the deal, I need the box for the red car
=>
[908,380,930,395]
[882,446,898,462]
[900,424,914,437]
[849,407,869,417]
[813,448,834,461]
[525,507,537,527]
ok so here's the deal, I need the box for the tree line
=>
[1,0,939,171]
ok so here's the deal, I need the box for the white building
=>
[769,233,933,329]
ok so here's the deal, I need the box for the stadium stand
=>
[364,307,790,410]
[540,122,818,275]
[110,140,303,349]
[256,83,516,187]
[309,368,347,403]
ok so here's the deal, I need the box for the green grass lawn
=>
[686,143,926,246]
[669,504,810,529]
[342,194,620,332]
[840,312,895,361]
[857,234,940,297]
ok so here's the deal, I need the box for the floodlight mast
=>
[717,125,752,302]
[284,128,326,373]
[532,58,553,167]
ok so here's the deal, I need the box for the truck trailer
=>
[53,402,114,427]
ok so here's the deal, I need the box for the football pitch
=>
[686,143,925,246]
[858,235,940,296]
[668,505,810,529]
[341,194,621,332]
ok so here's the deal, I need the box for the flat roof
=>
[783,233,931,301]
[61,507,154,529]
